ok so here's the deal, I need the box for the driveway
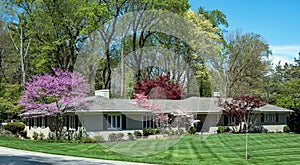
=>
[0,147,155,165]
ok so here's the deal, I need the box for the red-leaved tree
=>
[134,75,183,99]
[19,68,89,139]
[218,95,266,132]
[218,95,266,160]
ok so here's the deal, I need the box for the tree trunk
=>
[121,37,125,98]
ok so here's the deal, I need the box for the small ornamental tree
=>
[132,93,169,128]
[19,68,89,140]
[218,95,266,132]
[218,95,266,160]
[134,75,183,100]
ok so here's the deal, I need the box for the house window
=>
[143,115,155,128]
[270,114,275,122]
[107,115,122,129]
[229,116,235,125]
[263,113,279,123]
[69,115,76,130]
[41,117,47,128]
[34,118,37,127]
[264,114,269,122]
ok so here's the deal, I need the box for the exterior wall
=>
[24,116,51,139]
[25,114,81,139]
[78,113,103,131]
[259,113,287,125]
[80,113,144,140]
[126,114,143,130]
[194,113,220,132]
[263,125,285,132]
[219,113,289,133]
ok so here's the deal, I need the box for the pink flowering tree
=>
[170,109,193,130]
[132,93,169,128]
[132,93,193,131]
[19,68,89,139]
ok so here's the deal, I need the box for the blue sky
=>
[189,0,300,65]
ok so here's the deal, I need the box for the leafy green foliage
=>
[187,126,196,134]
[0,83,22,119]
[143,128,155,136]
[217,126,224,133]
[3,122,25,135]
[133,130,142,138]
[81,137,96,143]
[94,135,105,143]
[283,125,290,133]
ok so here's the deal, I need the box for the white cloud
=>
[269,45,300,66]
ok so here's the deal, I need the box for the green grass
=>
[1,133,300,164]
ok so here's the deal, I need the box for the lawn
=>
[1,133,300,164]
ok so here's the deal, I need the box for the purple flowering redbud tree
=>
[19,68,89,139]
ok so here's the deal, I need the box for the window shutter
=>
[29,118,31,129]
[39,117,42,127]
[224,115,228,126]
[276,113,279,122]
[66,116,69,131]
[45,116,47,127]
[261,114,264,123]
[75,115,79,131]
[103,114,107,130]
[122,114,126,130]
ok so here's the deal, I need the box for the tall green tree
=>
[4,0,107,72]
[225,31,272,97]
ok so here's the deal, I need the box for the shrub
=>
[81,137,96,143]
[33,131,39,140]
[20,131,27,138]
[188,126,196,134]
[127,132,135,141]
[117,133,124,141]
[74,128,83,140]
[283,125,290,133]
[3,122,25,135]
[94,135,105,142]
[108,133,118,141]
[143,128,155,136]
[217,126,224,134]
[249,125,268,133]
[175,129,185,135]
[154,129,160,134]
[133,131,142,139]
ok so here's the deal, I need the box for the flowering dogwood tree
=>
[132,75,187,129]
[19,68,89,139]
[132,93,169,128]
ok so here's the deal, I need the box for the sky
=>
[189,0,300,66]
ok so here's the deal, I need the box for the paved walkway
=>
[0,147,155,165]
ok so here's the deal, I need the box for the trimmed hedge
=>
[188,126,196,134]
[283,125,290,133]
[3,122,25,135]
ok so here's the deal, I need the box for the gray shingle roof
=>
[79,96,292,113]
